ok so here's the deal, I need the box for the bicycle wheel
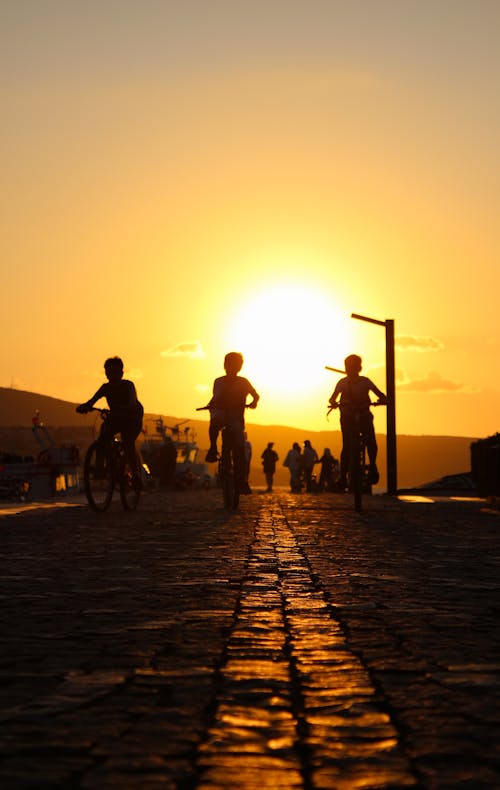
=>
[84,440,115,512]
[349,434,363,512]
[220,437,239,511]
[120,452,141,511]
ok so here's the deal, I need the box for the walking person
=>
[318,448,338,492]
[261,442,279,492]
[283,442,303,492]
[303,439,319,492]
[244,431,252,491]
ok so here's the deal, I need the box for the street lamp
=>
[351,313,397,495]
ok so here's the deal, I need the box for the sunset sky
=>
[2,1,499,437]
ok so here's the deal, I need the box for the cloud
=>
[398,370,479,394]
[362,364,475,396]
[396,335,444,352]
[160,341,205,360]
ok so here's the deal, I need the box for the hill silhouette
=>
[0,387,477,490]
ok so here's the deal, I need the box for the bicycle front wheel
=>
[348,433,363,512]
[220,453,239,510]
[221,464,239,509]
[353,470,363,511]
[120,453,141,511]
[84,441,115,512]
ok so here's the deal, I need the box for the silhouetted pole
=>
[351,313,397,495]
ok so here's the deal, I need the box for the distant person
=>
[261,442,279,492]
[76,356,144,488]
[204,352,259,493]
[318,448,338,492]
[159,435,177,488]
[302,439,319,492]
[31,409,51,444]
[328,354,386,490]
[244,431,252,490]
[283,442,303,492]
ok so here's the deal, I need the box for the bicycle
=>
[81,408,141,512]
[328,401,384,511]
[197,406,247,510]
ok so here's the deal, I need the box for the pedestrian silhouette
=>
[283,442,303,492]
[303,439,319,492]
[318,448,339,492]
[261,442,279,492]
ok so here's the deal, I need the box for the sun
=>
[226,283,352,399]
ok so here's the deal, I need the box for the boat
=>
[0,414,80,500]
[140,417,212,490]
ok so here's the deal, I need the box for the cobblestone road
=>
[0,490,499,789]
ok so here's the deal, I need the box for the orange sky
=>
[1,1,499,437]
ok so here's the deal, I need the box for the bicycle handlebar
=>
[76,405,110,418]
[196,404,253,412]
[330,400,385,408]
[326,400,386,418]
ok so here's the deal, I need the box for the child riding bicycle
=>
[204,352,259,493]
[328,354,386,490]
[76,356,144,488]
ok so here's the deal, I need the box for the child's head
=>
[224,351,244,375]
[344,354,362,376]
[104,356,124,382]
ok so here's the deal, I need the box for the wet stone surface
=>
[0,489,499,788]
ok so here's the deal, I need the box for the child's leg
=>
[122,427,142,484]
[339,419,350,485]
[205,418,221,461]
[366,438,377,467]
[208,421,219,450]
[95,422,114,474]
[362,415,379,483]
[362,415,377,466]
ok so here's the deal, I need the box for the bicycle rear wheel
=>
[120,453,141,511]
[220,440,240,511]
[349,434,363,512]
[353,470,363,511]
[84,441,115,512]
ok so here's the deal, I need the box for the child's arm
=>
[76,386,105,413]
[328,380,342,407]
[209,377,224,409]
[125,381,139,407]
[247,384,260,409]
[368,379,387,403]
[242,378,259,409]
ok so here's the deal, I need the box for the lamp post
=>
[351,313,397,495]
